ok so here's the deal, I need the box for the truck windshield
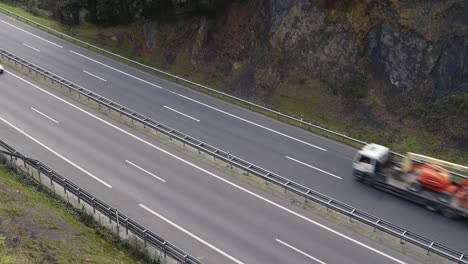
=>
[359,155,371,164]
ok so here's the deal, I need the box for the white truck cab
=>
[0,65,3,73]
[353,143,390,180]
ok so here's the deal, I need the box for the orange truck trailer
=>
[353,144,468,219]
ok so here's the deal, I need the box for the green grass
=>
[0,3,61,30]
[0,161,156,263]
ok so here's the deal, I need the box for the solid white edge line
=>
[69,50,161,88]
[83,70,107,82]
[176,93,328,151]
[5,70,407,264]
[125,160,166,183]
[163,106,200,122]
[276,239,327,264]
[0,19,63,48]
[285,156,342,180]
[31,107,59,124]
[0,117,112,188]
[70,49,326,152]
[139,204,244,264]
[22,43,40,52]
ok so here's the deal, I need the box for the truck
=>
[352,143,468,219]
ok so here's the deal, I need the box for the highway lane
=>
[0,12,467,252]
[0,67,423,264]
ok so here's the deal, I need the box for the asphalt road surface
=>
[0,66,426,263]
[0,11,466,255]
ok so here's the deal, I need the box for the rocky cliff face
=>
[255,0,468,99]
[90,0,467,152]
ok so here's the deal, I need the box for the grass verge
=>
[0,157,158,263]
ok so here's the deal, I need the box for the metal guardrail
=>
[0,139,204,264]
[0,5,466,180]
[1,48,466,263]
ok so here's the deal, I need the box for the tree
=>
[54,0,82,26]
[85,0,137,25]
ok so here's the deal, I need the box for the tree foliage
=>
[21,0,234,26]
[54,0,82,25]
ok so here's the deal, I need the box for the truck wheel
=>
[409,182,421,192]
[438,193,452,204]
[441,208,459,219]
[425,202,438,212]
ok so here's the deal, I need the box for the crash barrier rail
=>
[0,6,466,181]
[1,49,466,264]
[0,139,204,264]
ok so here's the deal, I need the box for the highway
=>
[0,66,423,264]
[0,11,466,254]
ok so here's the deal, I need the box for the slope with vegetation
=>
[0,161,155,263]
[1,0,466,163]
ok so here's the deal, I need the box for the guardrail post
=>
[125,218,128,235]
[108,207,112,223]
[116,209,119,233]
[64,181,70,203]
[92,197,96,213]
[227,153,232,169]
[36,163,42,184]
[427,242,434,256]
[77,188,81,204]
[143,229,147,247]
[50,173,56,194]
[162,241,167,259]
